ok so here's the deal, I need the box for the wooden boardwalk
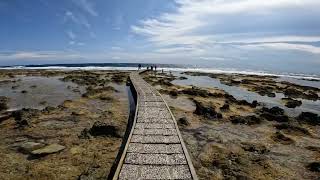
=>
[113,72,197,180]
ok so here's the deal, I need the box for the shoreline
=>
[0,66,319,81]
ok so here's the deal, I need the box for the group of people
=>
[138,64,157,71]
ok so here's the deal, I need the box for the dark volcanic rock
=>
[194,100,222,119]
[282,98,302,108]
[178,76,188,80]
[230,116,261,125]
[253,86,276,97]
[251,100,258,108]
[284,88,319,100]
[260,106,288,122]
[260,113,289,122]
[88,121,121,137]
[261,107,284,115]
[12,108,39,127]
[284,88,302,98]
[297,112,320,125]
[306,162,320,172]
[178,117,190,126]
[220,104,230,111]
[236,100,252,106]
[169,90,178,97]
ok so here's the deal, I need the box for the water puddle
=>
[0,76,85,110]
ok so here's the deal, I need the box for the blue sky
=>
[0,0,320,74]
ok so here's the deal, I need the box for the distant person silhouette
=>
[151,66,153,71]
[155,65,157,71]
[138,64,141,70]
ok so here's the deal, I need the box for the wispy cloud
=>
[242,43,320,54]
[111,46,123,51]
[0,51,82,60]
[69,41,85,46]
[71,0,98,17]
[132,0,320,55]
[216,35,320,44]
[112,14,125,30]
[64,11,91,29]
[66,30,76,40]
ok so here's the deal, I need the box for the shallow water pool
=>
[0,76,85,110]
[172,72,320,116]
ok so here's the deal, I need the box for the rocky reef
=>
[0,70,129,179]
[183,71,320,101]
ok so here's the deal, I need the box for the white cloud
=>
[218,35,320,44]
[132,0,320,55]
[0,51,82,60]
[174,0,320,15]
[243,43,320,54]
[71,0,98,17]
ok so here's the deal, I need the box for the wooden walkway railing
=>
[112,72,197,179]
